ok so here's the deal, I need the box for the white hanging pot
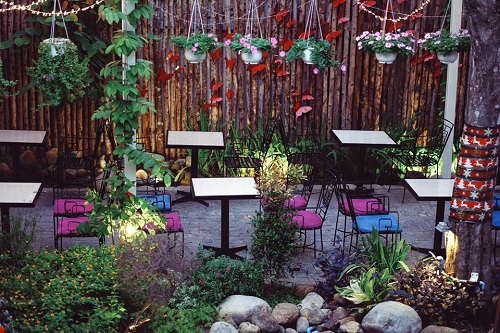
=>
[42,38,70,57]
[301,47,315,65]
[375,52,397,64]
[184,49,207,64]
[437,51,458,64]
[241,49,263,64]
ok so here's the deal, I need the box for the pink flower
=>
[217,273,222,279]
[270,37,278,45]
[251,46,258,53]
[208,33,213,37]
[42,74,47,79]
[225,39,231,46]
[214,37,218,42]
[243,42,251,49]
[240,38,247,44]
[341,64,347,72]
[226,267,231,273]
[385,42,393,48]
[313,68,319,74]
[279,51,286,57]
[192,46,197,52]
[194,43,199,47]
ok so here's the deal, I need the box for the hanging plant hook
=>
[187,0,205,38]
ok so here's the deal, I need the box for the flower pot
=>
[42,38,70,57]
[375,52,397,64]
[301,47,315,65]
[437,51,458,64]
[241,49,263,64]
[184,49,207,64]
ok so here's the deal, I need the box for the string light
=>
[358,0,433,23]
[0,0,103,14]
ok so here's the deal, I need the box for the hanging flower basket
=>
[356,31,415,64]
[437,51,459,64]
[301,48,315,64]
[240,49,263,64]
[184,49,207,64]
[42,37,70,57]
[170,33,221,64]
[226,34,277,64]
[285,38,341,72]
[375,52,398,64]
[417,30,470,64]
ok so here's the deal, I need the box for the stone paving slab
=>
[6,183,443,285]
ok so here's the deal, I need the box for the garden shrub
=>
[0,246,126,333]
[387,258,486,326]
[142,303,217,333]
[0,214,39,267]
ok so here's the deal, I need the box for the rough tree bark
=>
[444,0,500,296]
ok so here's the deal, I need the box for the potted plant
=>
[0,58,16,103]
[225,33,278,64]
[417,29,471,64]
[284,38,341,73]
[356,30,415,64]
[170,33,222,64]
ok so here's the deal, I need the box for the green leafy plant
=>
[27,40,91,108]
[417,29,471,55]
[337,267,394,304]
[0,214,39,267]
[226,33,277,53]
[387,258,486,326]
[170,32,222,54]
[251,158,299,282]
[285,38,341,72]
[0,58,16,103]
[356,30,415,55]
[144,303,217,333]
[0,246,126,332]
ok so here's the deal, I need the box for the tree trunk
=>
[445,0,500,297]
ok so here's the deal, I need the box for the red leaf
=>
[331,0,346,7]
[274,58,283,65]
[296,106,312,119]
[225,32,235,41]
[165,73,174,81]
[175,67,184,73]
[157,68,168,84]
[226,57,237,69]
[293,100,301,110]
[211,95,223,103]
[286,19,297,28]
[275,8,290,23]
[298,31,313,39]
[203,103,216,110]
[291,90,301,97]
[386,22,403,33]
[138,86,148,98]
[226,89,235,99]
[283,40,295,51]
[277,70,289,77]
[338,17,350,24]
[301,94,314,101]
[326,31,342,41]
[433,62,442,78]
[410,13,423,21]
[167,51,180,63]
[210,48,223,60]
[250,64,267,75]
[212,82,223,91]
[361,0,376,6]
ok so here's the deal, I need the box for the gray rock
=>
[238,321,261,333]
[251,310,281,332]
[323,307,350,330]
[298,292,325,311]
[285,329,298,333]
[271,303,300,327]
[219,295,272,325]
[339,321,363,333]
[296,317,310,333]
[299,307,328,325]
[421,325,460,333]
[210,321,239,333]
[361,301,421,333]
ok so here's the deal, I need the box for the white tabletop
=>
[191,177,259,199]
[0,182,43,206]
[167,131,224,149]
[331,130,397,147]
[0,129,47,145]
[405,178,455,200]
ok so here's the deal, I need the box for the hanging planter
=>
[42,37,70,57]
[301,48,315,64]
[169,0,221,64]
[240,49,263,64]
[417,30,470,64]
[375,52,398,64]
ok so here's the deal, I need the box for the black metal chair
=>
[391,117,454,201]
[224,119,276,179]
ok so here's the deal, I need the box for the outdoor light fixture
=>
[436,221,452,233]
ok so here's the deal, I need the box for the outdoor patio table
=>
[191,177,259,258]
[331,129,397,191]
[167,130,224,206]
[0,182,43,234]
[0,129,47,180]
[404,178,455,256]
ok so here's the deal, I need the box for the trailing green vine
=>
[83,0,173,241]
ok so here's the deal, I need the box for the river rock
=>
[361,301,421,333]
[218,295,272,325]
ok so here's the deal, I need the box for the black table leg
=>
[411,199,446,257]
[173,148,209,206]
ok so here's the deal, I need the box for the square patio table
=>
[191,177,259,258]
[0,130,47,180]
[331,129,397,191]
[404,178,455,256]
[0,182,43,234]
[167,131,224,205]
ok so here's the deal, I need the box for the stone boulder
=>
[421,325,460,333]
[298,292,325,311]
[238,322,261,333]
[218,295,272,325]
[20,149,37,169]
[209,321,238,333]
[271,303,300,327]
[251,310,281,332]
[45,148,58,166]
[361,301,421,333]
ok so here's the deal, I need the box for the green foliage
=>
[0,214,39,267]
[251,159,299,281]
[418,29,471,56]
[175,249,266,306]
[285,38,341,72]
[171,33,222,54]
[0,246,126,333]
[337,267,394,304]
[356,30,415,56]
[227,33,277,53]
[144,303,217,333]
[387,258,486,326]
[0,58,17,102]
[27,40,91,108]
